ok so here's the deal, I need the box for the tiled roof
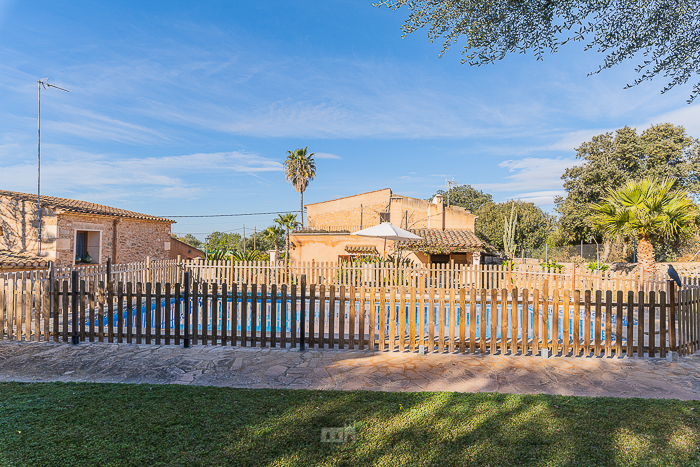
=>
[345,245,378,254]
[0,250,49,269]
[398,229,486,254]
[0,190,173,223]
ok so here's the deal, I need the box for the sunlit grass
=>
[0,383,699,466]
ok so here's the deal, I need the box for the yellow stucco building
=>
[290,188,489,265]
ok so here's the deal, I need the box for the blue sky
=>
[1,0,699,240]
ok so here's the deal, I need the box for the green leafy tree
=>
[591,178,698,268]
[284,147,316,228]
[378,0,700,102]
[207,231,242,252]
[476,201,554,253]
[556,124,700,244]
[434,184,493,212]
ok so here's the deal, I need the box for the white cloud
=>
[473,157,579,206]
[314,152,341,160]
[0,147,283,201]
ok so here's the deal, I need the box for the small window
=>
[75,230,101,264]
[379,212,390,223]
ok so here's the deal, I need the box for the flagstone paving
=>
[1,341,699,399]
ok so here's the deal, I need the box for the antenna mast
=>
[37,78,70,255]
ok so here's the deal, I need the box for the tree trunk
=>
[300,190,304,228]
[601,240,611,262]
[637,236,655,271]
[285,229,290,269]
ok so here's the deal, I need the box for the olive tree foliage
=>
[377,0,700,102]
[555,123,700,244]
[475,200,555,252]
[435,184,493,212]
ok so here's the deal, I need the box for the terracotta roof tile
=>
[0,190,173,223]
[398,229,487,254]
[0,250,49,269]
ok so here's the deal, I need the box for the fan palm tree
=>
[275,213,301,266]
[590,177,697,270]
[284,147,316,228]
[261,226,284,256]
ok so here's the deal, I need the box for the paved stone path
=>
[1,341,700,399]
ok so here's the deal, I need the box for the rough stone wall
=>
[115,218,172,263]
[0,194,58,260]
[55,214,114,265]
[169,237,204,260]
[306,189,391,230]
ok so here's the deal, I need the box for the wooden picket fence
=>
[185,259,671,294]
[2,271,699,358]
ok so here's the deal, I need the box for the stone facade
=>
[169,237,205,260]
[0,192,173,266]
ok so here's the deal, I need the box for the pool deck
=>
[1,341,700,399]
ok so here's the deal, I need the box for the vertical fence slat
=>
[399,286,407,352]
[349,285,356,350]
[369,287,376,351]
[164,283,171,345]
[318,284,325,349]
[359,286,366,350]
[260,284,267,348]
[649,290,656,358]
[498,288,506,355]
[280,284,287,348]
[146,282,153,345]
[379,286,386,351]
[339,285,346,350]
[438,288,446,353]
[271,284,277,348]
[212,283,219,346]
[660,290,667,358]
[290,284,297,348]
[470,288,478,354]
[490,288,497,355]
[605,290,612,357]
[251,284,257,347]
[638,290,645,358]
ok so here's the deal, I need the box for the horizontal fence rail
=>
[184,259,674,294]
[1,272,698,358]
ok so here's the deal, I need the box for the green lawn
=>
[0,383,699,466]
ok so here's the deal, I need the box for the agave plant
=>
[590,177,697,269]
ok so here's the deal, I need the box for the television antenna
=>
[445,178,454,207]
[37,78,70,255]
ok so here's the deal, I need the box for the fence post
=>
[71,270,79,345]
[106,257,112,283]
[668,279,678,361]
[300,274,306,351]
[184,271,191,348]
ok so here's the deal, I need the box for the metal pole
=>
[37,82,42,256]
[71,270,79,345]
[184,271,191,348]
[300,274,306,351]
[243,224,246,254]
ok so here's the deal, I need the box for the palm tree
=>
[284,147,316,228]
[590,177,697,270]
[261,226,284,258]
[275,213,301,266]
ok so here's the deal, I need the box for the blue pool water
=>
[78,297,636,342]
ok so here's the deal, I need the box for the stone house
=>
[290,188,490,265]
[0,190,174,267]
